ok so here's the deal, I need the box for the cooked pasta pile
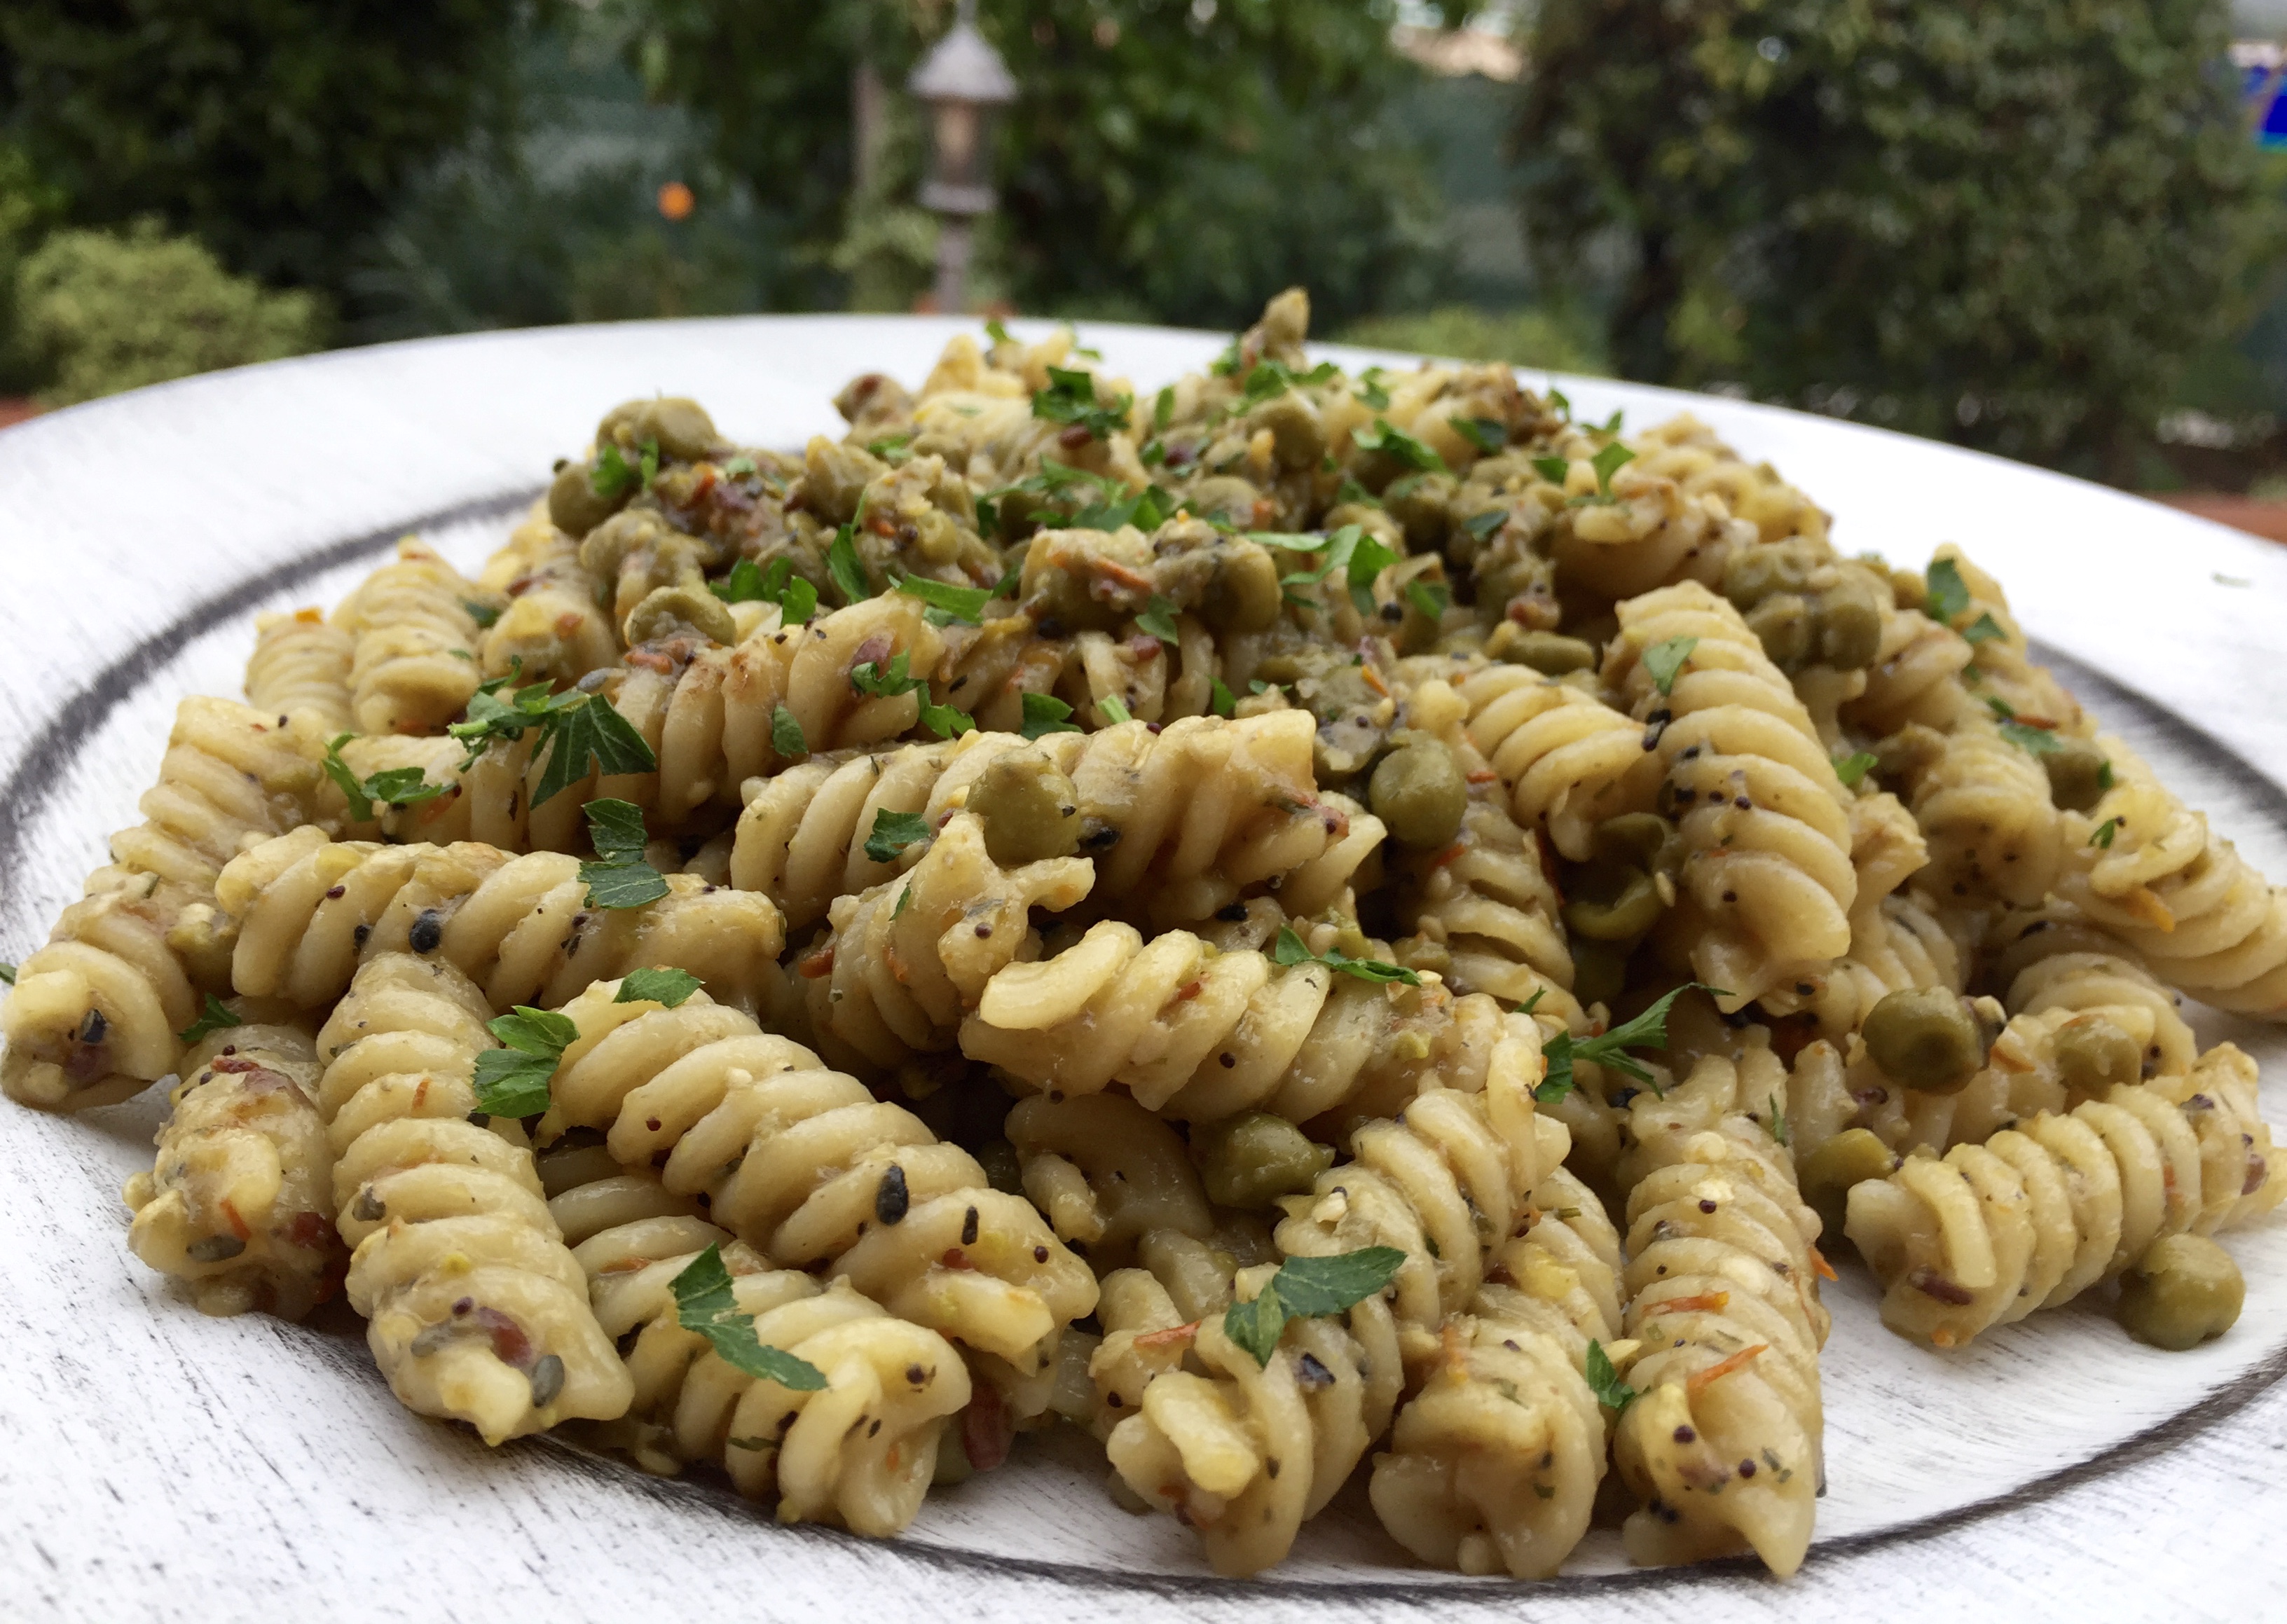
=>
[9,289,2283,1578]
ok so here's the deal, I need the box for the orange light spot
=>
[1684,1342,1766,1398]
[627,649,675,674]
[657,181,695,221]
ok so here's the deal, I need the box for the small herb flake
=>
[1535,984,1723,1104]
[771,704,807,759]
[178,995,241,1045]
[1768,1093,1790,1148]
[578,798,669,909]
[1352,418,1445,474]
[1585,1340,1636,1413]
[616,967,703,1007]
[472,1005,579,1117]
[461,598,502,630]
[1222,1247,1406,1367]
[1642,635,1698,696]
[1961,612,2007,645]
[827,525,872,603]
[1271,924,1420,986]
[1452,417,1506,455]
[1404,579,1450,621]
[1032,366,1132,441]
[2090,817,2120,849]
[1136,595,1181,647]
[865,808,933,865]
[1020,691,1082,739]
[849,651,928,702]
[1925,557,1971,624]
[1832,750,1878,788]
[1209,677,1237,718]
[1097,695,1134,725]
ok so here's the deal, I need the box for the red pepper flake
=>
[797,947,836,979]
[287,1211,334,1250]
[1173,979,1204,1003]
[1658,1291,1731,1316]
[218,1199,252,1241]
[1684,1343,1767,1398]
[554,612,585,638]
[1464,767,1499,786]
[1810,1247,1839,1281]
[1096,559,1155,594]
[1429,839,1468,870]
[210,1057,261,1074]
[628,648,675,673]
[939,1248,976,1271]
[1134,1321,1199,1349]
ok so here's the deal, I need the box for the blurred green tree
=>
[621,0,1443,327]
[0,1,543,300]
[1516,0,2265,480]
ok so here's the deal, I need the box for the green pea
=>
[1591,812,1679,874]
[2042,737,2112,813]
[1797,1127,1900,1241]
[1190,1113,1335,1209]
[1722,541,1818,611]
[1861,988,1987,1094]
[968,751,1081,867]
[1383,473,1455,549]
[623,584,736,648]
[631,397,720,463]
[1185,476,1265,530]
[1494,629,1598,675]
[549,458,625,538]
[1814,579,1884,670]
[2052,1014,2143,1097]
[1570,940,1630,1007]
[1562,865,1663,942]
[1246,390,1327,471]
[2117,1232,2244,1351]
[1368,739,1469,850]
[1745,593,1813,671]
[1204,543,1282,635]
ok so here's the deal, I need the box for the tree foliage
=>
[0,1,540,299]
[1517,0,2264,478]
[621,0,1441,327]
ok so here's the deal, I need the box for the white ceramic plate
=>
[1,317,2280,1623]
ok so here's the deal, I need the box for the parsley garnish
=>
[1452,417,1506,455]
[1962,612,2007,645]
[1642,635,1697,696]
[1352,418,1445,474]
[1404,579,1450,620]
[616,967,702,1007]
[461,598,501,630]
[1073,483,1174,532]
[2090,817,2120,849]
[178,995,241,1045]
[984,317,1013,347]
[1223,1247,1406,1368]
[1032,366,1132,441]
[1769,1093,1790,1148]
[849,650,928,701]
[1832,750,1879,787]
[1548,387,1572,421]
[895,574,996,627]
[1255,524,1398,616]
[1462,508,1509,539]
[1098,696,1133,725]
[1585,1340,1636,1413]
[1530,455,1571,486]
[1984,697,2063,756]
[1020,692,1082,739]
[721,455,758,479]
[471,1005,577,1117]
[771,704,806,759]
[1153,386,1174,429]
[1136,595,1181,646]
[445,673,657,808]
[919,700,976,740]
[827,525,872,603]
[1534,984,1721,1104]
[865,808,933,865]
[671,1243,827,1390]
[591,438,659,501]
[1271,924,1420,986]
[1570,442,1635,506]
[710,557,818,624]
[1925,557,1971,624]
[322,733,451,824]
[867,431,915,465]
[1209,677,1237,718]
[0,963,13,986]
[578,799,668,909]
[1357,369,1391,411]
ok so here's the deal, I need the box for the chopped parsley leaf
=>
[865,808,933,865]
[178,995,241,1045]
[616,967,703,1007]
[1641,635,1698,696]
[1352,418,1446,474]
[472,1005,578,1117]
[919,700,976,740]
[1962,612,2007,645]
[1585,1340,1636,1413]
[1832,750,1879,788]
[1271,924,1420,986]
[322,733,451,824]
[461,598,501,630]
[895,574,996,626]
[1136,594,1181,646]
[711,556,818,623]
[1223,1247,1406,1367]
[671,1244,827,1390]
[2090,817,2120,849]
[1404,579,1450,621]
[1098,696,1133,725]
[1925,557,1971,624]
[849,650,927,701]
[771,704,807,759]
[827,524,872,603]
[1535,983,1722,1104]
[1032,365,1132,441]
[1452,416,1506,455]
[1530,455,1572,486]
[1020,691,1082,739]
[578,798,668,909]
[1209,677,1237,718]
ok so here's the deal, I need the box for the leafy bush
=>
[1335,305,1608,375]
[1516,0,2263,479]
[18,222,322,404]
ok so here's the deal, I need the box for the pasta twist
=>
[1608,582,1856,1009]
[328,728,582,853]
[246,609,355,734]
[960,918,1506,1127]
[1794,890,1965,1040]
[1274,1019,1571,1375]
[732,710,1337,933]
[1369,1187,1622,1579]
[1454,664,1658,862]
[1848,607,1972,737]
[561,1169,968,1534]
[1612,1052,1827,1576]
[1901,708,2063,909]
[1847,1052,2282,1349]
[476,507,621,686]
[334,537,486,735]
[320,955,631,1443]
[1389,673,1577,996]
[2056,736,2287,1017]
[1004,1093,1215,1272]
[2,698,331,1109]
[217,826,786,1019]
[804,813,1093,1071]
[1092,1242,1402,1577]
[535,978,1099,1377]
[123,1014,340,1319]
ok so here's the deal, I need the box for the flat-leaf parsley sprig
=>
[1534,983,1723,1104]
[1224,1247,1406,1366]
[1272,925,1420,986]
[446,667,657,806]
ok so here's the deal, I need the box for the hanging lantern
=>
[909,0,1017,314]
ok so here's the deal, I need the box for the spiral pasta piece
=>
[1368,1185,1621,1579]
[1848,607,1974,737]
[1092,1242,1402,1576]
[1900,708,2063,909]
[246,609,355,734]
[2,698,331,1109]
[804,813,1094,1071]
[1608,582,1855,1009]
[1455,664,1658,862]
[1847,1046,2281,1350]
[533,977,1097,1377]
[1275,1020,1570,1375]
[2056,736,2287,1017]
[316,954,631,1443]
[329,728,583,853]
[122,1014,340,1319]
[217,826,785,1019]
[1611,1052,1827,1576]
[333,537,486,735]
[961,916,1505,1127]
[546,1155,969,1534]
[1005,1093,1216,1272]
[476,507,621,685]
